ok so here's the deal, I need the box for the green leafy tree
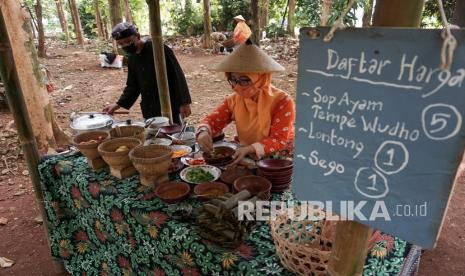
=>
[422,0,456,27]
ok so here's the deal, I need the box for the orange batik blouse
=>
[199,89,295,158]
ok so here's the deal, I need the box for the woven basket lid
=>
[211,43,285,73]
[234,15,246,21]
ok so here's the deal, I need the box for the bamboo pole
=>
[372,0,424,27]
[146,0,173,123]
[327,221,373,276]
[0,9,65,274]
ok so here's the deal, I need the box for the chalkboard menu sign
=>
[293,27,465,249]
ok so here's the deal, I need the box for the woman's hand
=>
[228,145,255,167]
[197,131,213,153]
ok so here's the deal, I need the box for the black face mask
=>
[122,42,137,54]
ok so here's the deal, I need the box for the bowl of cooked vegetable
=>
[194,182,229,201]
[202,146,235,165]
[179,165,221,184]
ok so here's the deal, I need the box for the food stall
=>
[37,116,421,275]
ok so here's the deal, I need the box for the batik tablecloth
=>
[38,153,419,276]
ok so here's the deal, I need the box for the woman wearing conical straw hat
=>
[197,40,296,166]
[233,15,252,45]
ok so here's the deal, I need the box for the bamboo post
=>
[372,0,424,27]
[0,10,65,274]
[146,0,173,123]
[327,221,373,276]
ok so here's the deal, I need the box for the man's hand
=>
[197,131,213,153]
[102,103,120,115]
[228,145,255,167]
[179,104,191,119]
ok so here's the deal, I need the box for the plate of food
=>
[171,145,192,159]
[181,156,206,166]
[179,165,221,184]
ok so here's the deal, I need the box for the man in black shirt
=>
[103,22,191,124]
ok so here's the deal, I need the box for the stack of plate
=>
[257,159,293,192]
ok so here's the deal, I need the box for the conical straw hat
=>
[211,43,285,73]
[234,15,246,21]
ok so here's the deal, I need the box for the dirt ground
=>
[0,41,464,275]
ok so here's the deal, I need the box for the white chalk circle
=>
[374,140,409,175]
[354,167,389,199]
[422,103,462,141]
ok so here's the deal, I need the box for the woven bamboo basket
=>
[129,145,172,186]
[270,206,336,276]
[222,38,236,48]
[72,131,109,160]
[109,125,145,142]
[98,138,141,170]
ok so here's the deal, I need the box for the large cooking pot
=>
[70,113,113,134]
[113,119,146,128]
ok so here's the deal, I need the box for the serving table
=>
[38,152,421,276]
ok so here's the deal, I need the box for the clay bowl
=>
[233,175,272,196]
[73,131,109,159]
[258,169,293,178]
[194,181,229,201]
[220,166,253,185]
[155,182,191,204]
[203,146,235,165]
[98,138,141,169]
[257,159,293,172]
[110,125,145,142]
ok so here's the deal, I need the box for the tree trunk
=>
[122,0,133,23]
[259,0,268,30]
[108,0,123,53]
[55,0,69,42]
[202,0,212,48]
[95,0,105,39]
[372,0,424,27]
[30,17,37,39]
[281,0,289,29]
[102,15,109,39]
[362,0,374,27]
[68,0,84,44]
[34,0,46,58]
[0,0,70,153]
[146,0,173,123]
[0,4,69,273]
[251,0,260,45]
[287,0,295,37]
[108,0,123,27]
[320,0,332,26]
[452,0,465,27]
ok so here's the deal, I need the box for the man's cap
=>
[111,22,137,40]
[234,15,246,21]
[211,40,284,73]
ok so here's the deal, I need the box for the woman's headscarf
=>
[227,73,287,145]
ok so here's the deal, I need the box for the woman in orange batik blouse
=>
[196,40,295,166]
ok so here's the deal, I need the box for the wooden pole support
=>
[0,8,66,273]
[146,0,174,124]
[327,221,373,276]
